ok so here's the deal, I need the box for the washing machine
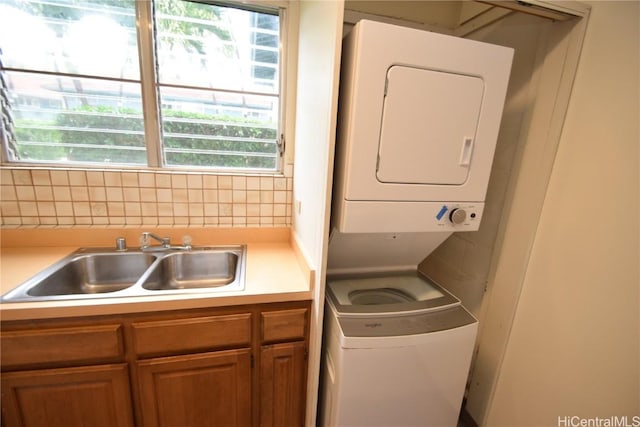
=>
[320,271,477,427]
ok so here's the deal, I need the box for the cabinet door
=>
[1,364,133,427]
[260,342,307,427]
[137,349,251,427]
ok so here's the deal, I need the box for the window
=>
[0,0,283,172]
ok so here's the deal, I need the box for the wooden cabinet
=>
[0,301,310,427]
[261,308,307,343]
[1,323,124,369]
[137,350,252,427]
[131,313,252,357]
[1,364,133,427]
[260,342,307,427]
[1,322,131,427]
[260,307,309,427]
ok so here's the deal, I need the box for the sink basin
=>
[27,253,156,297]
[142,251,239,290]
[1,245,246,302]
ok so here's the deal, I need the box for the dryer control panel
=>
[435,204,481,227]
[337,201,484,233]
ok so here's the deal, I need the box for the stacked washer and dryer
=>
[321,20,513,426]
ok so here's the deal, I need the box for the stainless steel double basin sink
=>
[1,246,246,302]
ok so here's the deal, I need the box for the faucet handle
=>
[182,235,192,250]
[140,233,150,248]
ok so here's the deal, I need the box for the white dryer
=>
[328,19,513,273]
[332,20,514,235]
[320,272,477,427]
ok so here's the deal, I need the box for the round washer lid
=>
[326,272,459,317]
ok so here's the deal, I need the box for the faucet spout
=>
[141,232,171,250]
[140,232,193,251]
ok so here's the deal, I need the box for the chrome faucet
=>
[140,232,171,251]
[140,232,193,251]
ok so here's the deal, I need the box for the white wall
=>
[291,0,343,268]
[485,1,639,424]
[290,1,344,425]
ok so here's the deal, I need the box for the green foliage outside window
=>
[14,106,277,168]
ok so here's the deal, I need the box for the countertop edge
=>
[0,290,314,322]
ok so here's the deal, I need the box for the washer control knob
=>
[449,208,467,225]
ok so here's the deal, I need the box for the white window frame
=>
[0,0,295,175]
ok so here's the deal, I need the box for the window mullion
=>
[135,0,163,168]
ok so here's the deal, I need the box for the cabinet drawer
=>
[1,324,124,368]
[132,313,252,357]
[261,308,308,343]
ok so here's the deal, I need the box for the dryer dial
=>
[449,208,467,225]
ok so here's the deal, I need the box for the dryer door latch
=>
[459,137,475,166]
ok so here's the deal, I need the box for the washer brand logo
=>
[364,322,383,328]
